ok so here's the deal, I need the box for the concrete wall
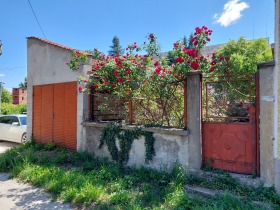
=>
[259,62,275,186]
[79,72,202,171]
[186,72,202,170]
[27,38,91,149]
[275,0,280,193]
[82,122,191,170]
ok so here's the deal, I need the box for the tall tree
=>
[183,35,188,47]
[108,36,124,56]
[166,51,176,66]
[19,77,27,89]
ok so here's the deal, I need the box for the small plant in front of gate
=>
[98,122,155,164]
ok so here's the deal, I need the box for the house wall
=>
[82,123,190,170]
[27,38,91,149]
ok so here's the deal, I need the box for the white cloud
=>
[0,74,4,77]
[214,0,249,27]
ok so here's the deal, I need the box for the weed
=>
[0,142,279,209]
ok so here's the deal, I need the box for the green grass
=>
[0,142,279,209]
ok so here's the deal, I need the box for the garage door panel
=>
[64,82,77,150]
[32,82,77,150]
[53,83,65,147]
[41,85,54,143]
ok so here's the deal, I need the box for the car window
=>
[0,116,19,124]
[0,116,11,124]
[19,117,27,125]
[10,116,19,124]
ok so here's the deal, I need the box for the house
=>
[26,4,280,192]
[26,37,92,150]
[12,88,27,104]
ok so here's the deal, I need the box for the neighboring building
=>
[12,88,27,104]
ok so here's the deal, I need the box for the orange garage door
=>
[32,82,77,150]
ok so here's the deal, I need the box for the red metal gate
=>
[202,73,259,175]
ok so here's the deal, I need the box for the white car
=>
[0,114,27,143]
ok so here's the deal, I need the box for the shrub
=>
[1,103,27,115]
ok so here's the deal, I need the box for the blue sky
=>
[0,0,274,91]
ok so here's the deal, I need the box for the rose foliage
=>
[68,26,228,126]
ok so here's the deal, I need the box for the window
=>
[19,117,27,125]
[0,116,18,124]
[22,97,24,100]
[22,90,24,93]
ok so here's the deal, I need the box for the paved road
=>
[0,141,19,154]
[0,141,74,210]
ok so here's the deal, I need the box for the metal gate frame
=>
[201,73,260,175]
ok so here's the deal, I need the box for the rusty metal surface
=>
[202,74,255,121]
[202,121,256,174]
[202,74,258,174]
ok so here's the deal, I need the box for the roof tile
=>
[27,37,92,55]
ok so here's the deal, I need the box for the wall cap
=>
[82,122,189,136]
[186,70,202,76]
[257,61,275,68]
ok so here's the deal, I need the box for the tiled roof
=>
[27,37,92,56]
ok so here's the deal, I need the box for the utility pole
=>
[0,82,5,115]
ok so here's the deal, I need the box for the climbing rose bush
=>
[67,50,87,71]
[68,26,227,98]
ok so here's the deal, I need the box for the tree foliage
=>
[1,88,12,104]
[215,37,272,74]
[108,36,124,56]
[19,77,27,89]
[1,103,27,115]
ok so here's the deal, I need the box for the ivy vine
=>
[98,122,155,164]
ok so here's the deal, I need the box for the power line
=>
[27,0,47,39]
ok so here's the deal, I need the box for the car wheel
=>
[21,133,27,144]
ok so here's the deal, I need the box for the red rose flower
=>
[114,70,119,77]
[95,84,99,88]
[78,86,83,92]
[154,61,159,67]
[175,57,184,63]
[125,69,131,75]
[118,77,124,83]
[191,61,199,70]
